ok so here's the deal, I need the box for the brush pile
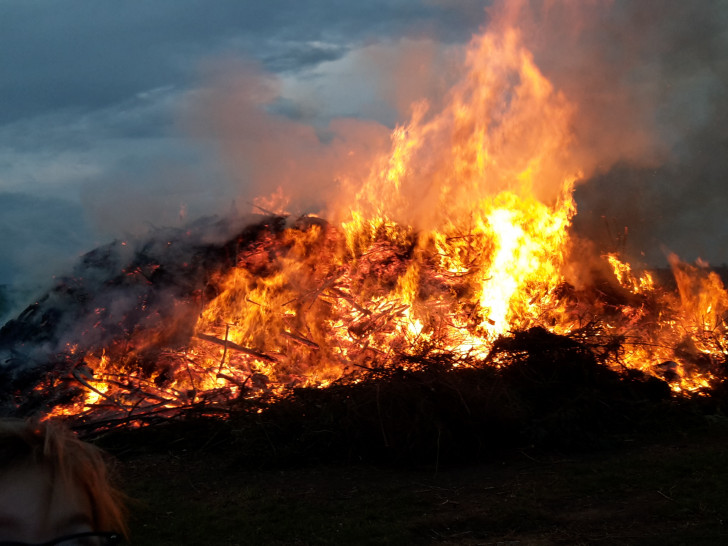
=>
[0,214,726,461]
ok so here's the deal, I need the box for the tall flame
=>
[157,16,585,403]
[336,18,578,344]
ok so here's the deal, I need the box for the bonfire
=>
[1,4,727,437]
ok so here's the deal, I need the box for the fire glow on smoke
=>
[41,4,728,423]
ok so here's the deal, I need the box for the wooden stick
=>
[283,270,345,308]
[217,324,230,374]
[71,368,125,409]
[327,287,371,316]
[95,376,175,404]
[282,330,320,349]
[195,332,278,362]
[252,203,277,215]
[216,372,249,388]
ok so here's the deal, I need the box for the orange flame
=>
[45,4,728,423]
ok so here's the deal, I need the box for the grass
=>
[108,418,728,545]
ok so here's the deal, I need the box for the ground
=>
[111,421,728,545]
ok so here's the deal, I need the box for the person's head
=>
[0,418,126,545]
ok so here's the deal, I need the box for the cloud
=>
[0,86,183,195]
[183,59,393,218]
[180,29,478,222]
[0,0,482,124]
[0,0,481,215]
[275,38,464,125]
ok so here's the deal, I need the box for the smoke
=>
[0,6,473,325]
[50,0,728,281]
[185,21,582,234]
[181,58,393,218]
[78,158,236,238]
[180,37,469,221]
[496,0,728,265]
[350,37,462,120]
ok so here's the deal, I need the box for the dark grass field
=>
[112,420,728,545]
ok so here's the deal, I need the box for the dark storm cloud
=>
[0,0,485,194]
[0,0,484,124]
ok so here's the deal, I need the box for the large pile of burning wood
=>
[0,210,726,435]
[2,5,728,437]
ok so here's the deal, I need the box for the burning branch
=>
[282,330,320,349]
[194,332,278,363]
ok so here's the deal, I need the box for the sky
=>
[0,0,484,306]
[1,0,727,318]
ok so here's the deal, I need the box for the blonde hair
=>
[0,418,127,536]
